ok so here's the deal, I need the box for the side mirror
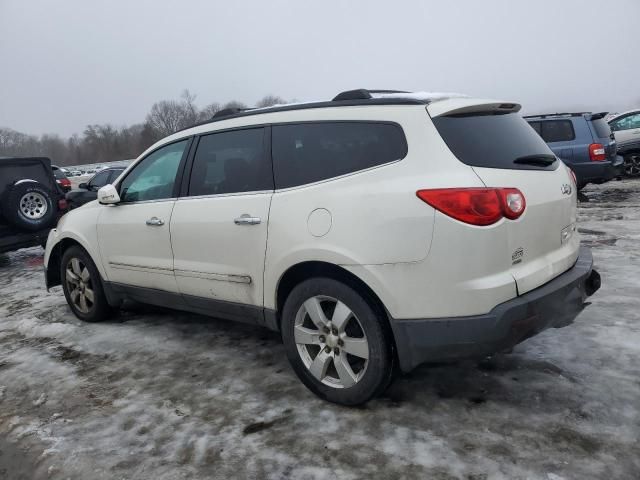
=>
[78,182,88,189]
[97,184,121,205]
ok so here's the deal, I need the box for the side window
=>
[188,128,271,196]
[272,122,407,189]
[610,113,640,132]
[120,140,189,203]
[88,170,111,190]
[541,120,575,143]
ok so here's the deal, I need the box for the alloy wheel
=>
[294,295,369,388]
[624,153,640,176]
[65,258,95,314]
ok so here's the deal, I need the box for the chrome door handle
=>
[234,214,261,225]
[145,217,164,226]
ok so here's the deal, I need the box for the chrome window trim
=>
[176,190,273,201]
[115,197,178,206]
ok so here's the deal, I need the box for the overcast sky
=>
[1,0,638,137]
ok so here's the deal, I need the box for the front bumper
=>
[391,246,599,372]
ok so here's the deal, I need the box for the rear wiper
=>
[513,154,557,166]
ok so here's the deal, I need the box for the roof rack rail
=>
[332,89,410,101]
[523,112,591,119]
[212,107,249,119]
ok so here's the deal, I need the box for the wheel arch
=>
[45,234,105,289]
[273,261,398,361]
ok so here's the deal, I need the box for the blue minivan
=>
[525,112,622,189]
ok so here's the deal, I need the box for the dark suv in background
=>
[0,157,67,254]
[525,112,622,189]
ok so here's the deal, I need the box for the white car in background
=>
[44,89,600,405]
[608,109,640,176]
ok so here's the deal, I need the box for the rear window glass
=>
[52,169,67,179]
[272,122,407,189]
[540,120,575,142]
[591,118,612,139]
[432,113,556,170]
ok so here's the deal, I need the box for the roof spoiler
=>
[588,112,608,121]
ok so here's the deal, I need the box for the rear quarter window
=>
[432,113,556,170]
[272,121,407,189]
[591,118,612,139]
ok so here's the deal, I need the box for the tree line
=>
[0,91,286,167]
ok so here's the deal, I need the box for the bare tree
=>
[0,90,290,166]
[222,100,248,110]
[256,95,285,108]
[198,102,221,121]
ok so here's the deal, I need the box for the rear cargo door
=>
[431,109,579,294]
[588,115,617,162]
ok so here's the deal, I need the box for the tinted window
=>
[591,118,612,139]
[272,122,407,189]
[52,168,67,180]
[540,120,575,142]
[120,140,188,202]
[433,113,555,170]
[88,170,111,189]
[188,128,270,196]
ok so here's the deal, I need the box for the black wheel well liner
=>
[46,238,85,289]
[274,261,398,358]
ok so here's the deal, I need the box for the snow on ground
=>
[1,179,639,480]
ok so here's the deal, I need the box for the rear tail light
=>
[416,188,526,226]
[589,143,606,161]
[58,199,69,211]
[567,166,577,185]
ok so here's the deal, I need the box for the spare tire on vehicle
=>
[2,180,56,231]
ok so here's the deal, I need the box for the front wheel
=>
[281,278,393,405]
[60,246,112,322]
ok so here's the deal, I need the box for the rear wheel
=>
[60,246,112,322]
[623,152,640,177]
[281,277,392,405]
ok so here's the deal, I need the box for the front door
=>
[97,139,191,293]
[170,127,273,320]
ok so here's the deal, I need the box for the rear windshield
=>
[52,168,67,179]
[432,113,557,170]
[591,118,612,139]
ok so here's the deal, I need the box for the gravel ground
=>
[0,179,639,480]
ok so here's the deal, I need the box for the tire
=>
[623,152,640,177]
[2,181,56,231]
[60,246,112,322]
[281,277,393,406]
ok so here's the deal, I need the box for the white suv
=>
[44,89,600,405]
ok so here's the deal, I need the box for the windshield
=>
[432,112,557,170]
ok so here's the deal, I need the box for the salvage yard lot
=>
[1,180,639,480]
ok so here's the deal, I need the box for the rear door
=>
[587,114,617,162]
[170,127,273,318]
[431,110,578,295]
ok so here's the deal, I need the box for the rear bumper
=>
[390,246,599,372]
[0,229,50,254]
[572,159,622,186]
